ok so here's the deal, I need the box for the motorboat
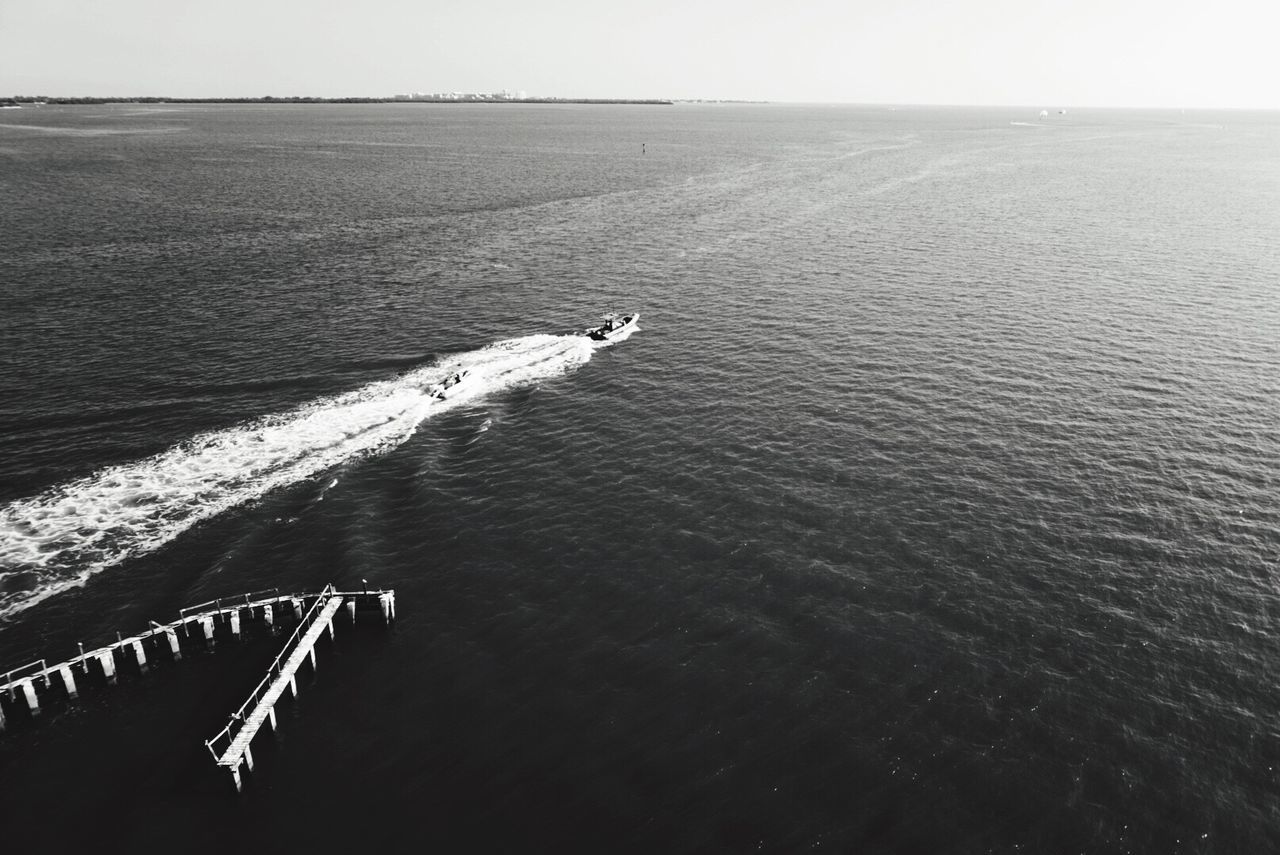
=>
[428,369,470,400]
[586,312,639,341]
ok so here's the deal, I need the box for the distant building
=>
[389,89,534,102]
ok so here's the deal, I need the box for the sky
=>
[1,0,1276,108]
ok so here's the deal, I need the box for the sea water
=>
[1,103,1278,852]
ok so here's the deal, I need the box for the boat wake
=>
[0,334,596,620]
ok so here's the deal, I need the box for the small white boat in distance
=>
[428,369,470,400]
[586,312,639,341]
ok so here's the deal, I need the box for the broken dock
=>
[0,582,396,792]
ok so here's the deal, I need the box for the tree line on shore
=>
[3,95,674,106]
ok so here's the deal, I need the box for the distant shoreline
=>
[2,96,682,106]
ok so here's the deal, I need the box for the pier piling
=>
[165,628,182,661]
[57,665,78,699]
[97,651,116,685]
[19,680,40,716]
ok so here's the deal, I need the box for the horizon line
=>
[4,94,1277,112]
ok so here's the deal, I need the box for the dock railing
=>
[180,588,282,620]
[1,659,47,691]
[203,584,335,761]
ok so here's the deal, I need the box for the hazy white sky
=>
[1,0,1275,107]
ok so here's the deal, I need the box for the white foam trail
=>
[0,333,596,619]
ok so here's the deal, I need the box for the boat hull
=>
[587,313,639,341]
[427,369,470,399]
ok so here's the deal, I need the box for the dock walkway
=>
[204,586,346,791]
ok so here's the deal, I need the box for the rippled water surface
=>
[1,103,1278,852]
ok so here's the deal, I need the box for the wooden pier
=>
[0,582,396,791]
[202,584,396,791]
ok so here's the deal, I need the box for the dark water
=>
[1,103,1278,852]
